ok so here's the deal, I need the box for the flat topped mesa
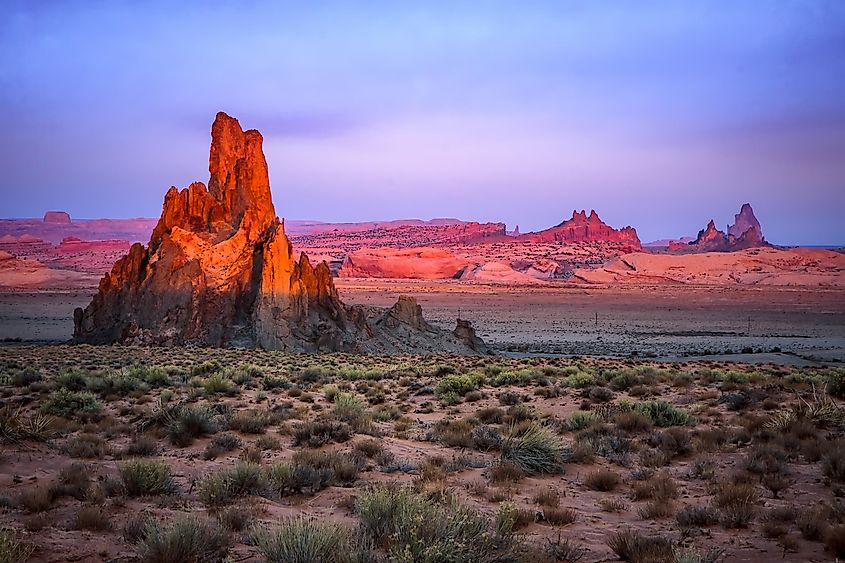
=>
[73,112,485,354]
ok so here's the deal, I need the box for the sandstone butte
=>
[671,203,768,253]
[518,209,642,250]
[73,112,487,354]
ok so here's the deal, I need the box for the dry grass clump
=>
[133,515,229,563]
[713,482,758,528]
[252,517,372,563]
[607,529,673,562]
[584,469,621,492]
[0,528,34,563]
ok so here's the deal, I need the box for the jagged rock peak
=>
[728,203,763,240]
[73,113,485,355]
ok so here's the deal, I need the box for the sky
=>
[1,1,844,245]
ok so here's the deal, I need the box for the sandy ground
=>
[2,280,843,365]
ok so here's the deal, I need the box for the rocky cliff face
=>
[519,210,641,249]
[672,204,767,253]
[73,112,486,354]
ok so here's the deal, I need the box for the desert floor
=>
[1,281,843,366]
[2,347,845,562]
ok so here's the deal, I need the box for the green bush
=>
[120,459,175,496]
[40,389,101,418]
[564,371,595,389]
[168,404,217,446]
[253,517,373,563]
[566,411,600,431]
[198,462,265,507]
[333,393,365,422]
[135,515,229,563]
[635,401,695,427]
[501,423,568,474]
[435,373,484,399]
[202,373,236,395]
[356,486,499,562]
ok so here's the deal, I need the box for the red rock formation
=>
[74,113,485,354]
[43,211,71,224]
[672,204,767,253]
[519,210,641,250]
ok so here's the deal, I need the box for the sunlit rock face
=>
[519,210,641,250]
[74,113,485,354]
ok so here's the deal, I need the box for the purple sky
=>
[1,1,844,244]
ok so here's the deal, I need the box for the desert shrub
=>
[501,423,568,475]
[432,418,473,448]
[826,525,845,558]
[167,404,217,447]
[265,451,359,496]
[589,386,615,403]
[74,504,112,531]
[607,529,673,562]
[202,373,236,395]
[826,369,845,398]
[533,488,560,508]
[292,420,352,447]
[743,444,789,475]
[263,375,291,390]
[333,392,365,421]
[356,486,501,562]
[10,367,42,387]
[65,432,110,459]
[584,469,621,492]
[0,405,54,443]
[631,472,678,501]
[471,425,503,451]
[543,534,587,562]
[714,483,758,528]
[52,463,92,500]
[638,498,674,520]
[797,507,828,541]
[490,460,526,484]
[676,504,720,528]
[125,435,160,457]
[136,515,229,563]
[120,459,175,496]
[608,371,639,391]
[634,401,694,427]
[653,427,693,457]
[496,501,535,533]
[56,369,88,391]
[217,506,254,533]
[823,440,845,482]
[129,365,171,387]
[227,409,272,434]
[435,373,484,399]
[354,438,383,458]
[564,371,595,389]
[566,411,600,431]
[253,517,373,563]
[189,360,220,376]
[198,463,265,507]
[203,433,242,460]
[476,406,504,424]
[17,484,53,513]
[0,528,34,563]
[543,506,577,526]
[40,389,101,418]
[614,411,652,433]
